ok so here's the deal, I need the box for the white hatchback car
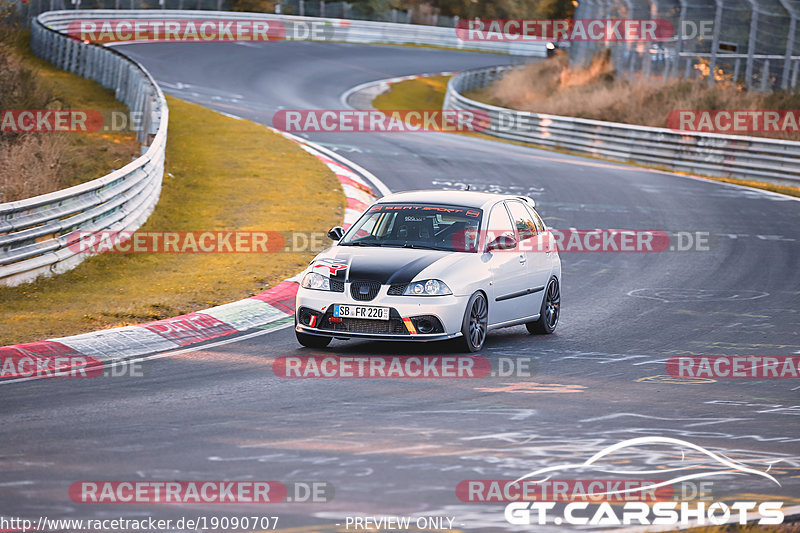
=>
[295,190,561,352]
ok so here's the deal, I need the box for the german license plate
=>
[333,304,390,321]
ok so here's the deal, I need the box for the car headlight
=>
[301,271,331,291]
[403,279,452,296]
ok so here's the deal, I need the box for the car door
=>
[483,202,530,325]
[506,200,552,318]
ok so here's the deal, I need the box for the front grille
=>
[387,283,407,295]
[330,279,345,292]
[350,280,381,301]
[320,315,409,335]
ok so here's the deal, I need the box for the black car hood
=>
[320,247,449,285]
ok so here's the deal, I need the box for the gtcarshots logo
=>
[455,18,673,41]
[67,19,286,43]
[503,437,786,527]
[272,109,490,133]
[505,500,783,527]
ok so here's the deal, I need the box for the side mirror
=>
[487,234,517,251]
[327,226,344,241]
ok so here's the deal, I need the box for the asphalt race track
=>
[2,41,799,531]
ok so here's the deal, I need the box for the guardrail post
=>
[708,0,723,85]
[745,0,759,89]
[778,0,797,90]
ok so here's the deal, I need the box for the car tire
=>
[527,277,560,335]
[296,330,332,349]
[457,292,488,352]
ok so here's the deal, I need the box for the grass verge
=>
[0,95,344,346]
[371,75,800,199]
[373,74,449,110]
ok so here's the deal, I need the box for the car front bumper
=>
[295,286,469,341]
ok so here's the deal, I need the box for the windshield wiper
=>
[402,243,447,251]
[341,241,384,247]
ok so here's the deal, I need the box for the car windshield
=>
[340,203,483,253]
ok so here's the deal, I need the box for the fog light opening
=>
[416,319,434,334]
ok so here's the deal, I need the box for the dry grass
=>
[0,133,68,200]
[372,74,450,111]
[0,29,139,202]
[471,50,800,141]
[0,96,344,346]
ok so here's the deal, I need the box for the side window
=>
[486,203,515,247]
[506,201,539,241]
[523,203,546,233]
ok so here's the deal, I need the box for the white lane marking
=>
[0,322,293,387]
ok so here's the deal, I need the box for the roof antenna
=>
[465,184,471,191]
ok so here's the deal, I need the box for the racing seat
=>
[393,216,435,243]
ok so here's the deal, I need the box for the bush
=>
[0,33,68,202]
[473,51,800,141]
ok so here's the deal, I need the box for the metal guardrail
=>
[0,14,167,286]
[444,65,800,187]
[3,10,544,287]
[33,9,549,56]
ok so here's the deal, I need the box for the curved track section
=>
[2,41,799,530]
